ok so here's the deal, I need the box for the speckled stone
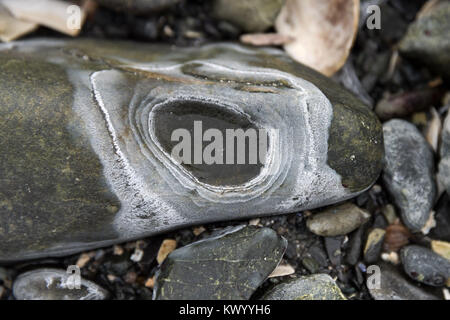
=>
[400,245,450,287]
[13,268,109,300]
[368,263,439,300]
[153,226,287,300]
[263,274,346,300]
[0,39,383,262]
[382,119,436,232]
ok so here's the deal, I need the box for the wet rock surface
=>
[400,245,450,287]
[0,39,383,262]
[263,274,346,300]
[382,119,436,232]
[13,268,109,300]
[153,226,287,300]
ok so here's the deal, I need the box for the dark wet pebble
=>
[153,225,287,300]
[368,263,439,300]
[324,236,345,267]
[346,225,367,266]
[400,245,450,287]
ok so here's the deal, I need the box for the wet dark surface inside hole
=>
[152,100,268,186]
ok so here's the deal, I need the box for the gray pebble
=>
[400,245,450,287]
[324,236,344,266]
[382,119,436,232]
[345,225,367,266]
[307,202,371,237]
[368,263,439,300]
[399,0,450,79]
[212,0,284,32]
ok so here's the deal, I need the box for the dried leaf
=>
[240,33,294,46]
[1,0,87,36]
[0,6,38,42]
[275,0,360,76]
[268,263,295,278]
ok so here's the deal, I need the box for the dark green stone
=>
[153,226,287,300]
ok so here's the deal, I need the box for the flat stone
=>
[153,226,287,300]
[382,119,436,232]
[263,274,346,300]
[399,0,450,79]
[307,202,371,237]
[400,245,450,287]
[13,268,109,300]
[0,39,383,262]
[369,263,439,300]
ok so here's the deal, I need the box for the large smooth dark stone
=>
[0,39,383,262]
